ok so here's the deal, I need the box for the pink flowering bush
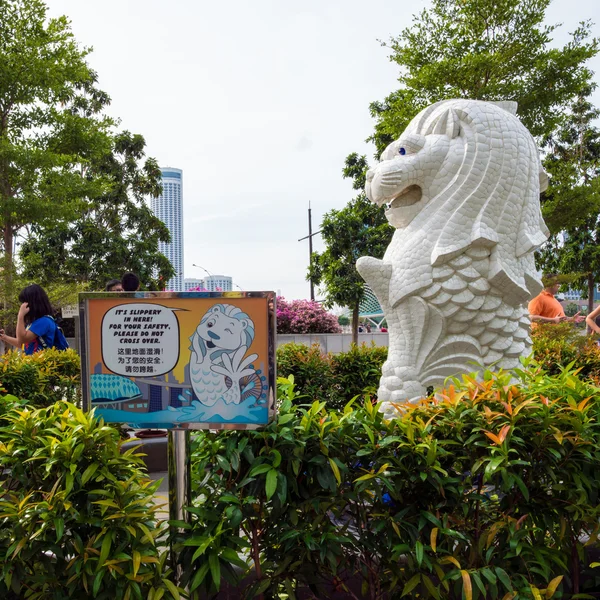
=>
[276,297,341,334]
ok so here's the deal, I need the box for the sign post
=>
[79,291,276,585]
[168,429,190,578]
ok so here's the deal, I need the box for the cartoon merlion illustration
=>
[357,99,549,414]
[190,303,259,406]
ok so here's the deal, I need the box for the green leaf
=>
[98,531,112,570]
[513,474,530,501]
[249,463,272,477]
[54,518,64,542]
[328,457,341,485]
[215,454,230,472]
[422,574,440,599]
[162,578,181,600]
[220,547,248,570]
[93,570,104,597]
[265,469,278,500]
[402,574,421,597]
[495,567,512,591]
[81,463,100,485]
[415,541,424,566]
[209,552,221,591]
[190,563,210,592]
[132,550,141,577]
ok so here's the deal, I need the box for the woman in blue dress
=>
[0,284,57,354]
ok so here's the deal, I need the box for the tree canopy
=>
[315,0,598,335]
[369,0,598,155]
[537,91,600,313]
[0,0,112,273]
[310,154,393,342]
[20,131,175,290]
[0,0,174,301]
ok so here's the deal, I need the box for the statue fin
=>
[490,101,518,115]
[539,169,549,193]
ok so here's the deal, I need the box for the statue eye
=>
[207,319,215,328]
[398,147,406,155]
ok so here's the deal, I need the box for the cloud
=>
[188,202,265,224]
[295,135,313,151]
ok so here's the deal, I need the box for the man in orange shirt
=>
[528,274,584,325]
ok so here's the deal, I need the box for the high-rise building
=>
[183,276,234,292]
[151,168,183,291]
[184,278,203,291]
[203,275,233,292]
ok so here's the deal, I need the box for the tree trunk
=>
[2,224,13,313]
[588,274,595,332]
[352,303,359,346]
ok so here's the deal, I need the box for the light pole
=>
[192,264,213,278]
[298,203,320,301]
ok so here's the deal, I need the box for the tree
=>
[276,297,341,334]
[20,131,175,290]
[0,0,114,302]
[310,155,393,344]
[537,92,600,316]
[337,315,350,327]
[369,0,598,155]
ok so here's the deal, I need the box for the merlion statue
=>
[357,99,549,412]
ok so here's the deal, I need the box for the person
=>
[585,304,600,335]
[121,272,140,292]
[105,278,124,292]
[528,274,584,325]
[0,284,63,354]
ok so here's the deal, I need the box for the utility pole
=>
[298,203,320,300]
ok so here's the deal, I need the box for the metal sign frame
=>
[80,290,276,430]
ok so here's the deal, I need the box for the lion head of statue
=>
[365,99,549,300]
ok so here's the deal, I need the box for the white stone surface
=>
[357,99,549,415]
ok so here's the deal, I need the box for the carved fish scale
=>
[427,247,530,374]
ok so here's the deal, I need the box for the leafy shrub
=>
[0,402,180,599]
[276,343,333,400]
[329,342,387,408]
[276,297,341,334]
[531,322,600,380]
[276,342,387,407]
[0,348,81,408]
[178,368,600,599]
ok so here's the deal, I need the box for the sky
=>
[47,0,600,300]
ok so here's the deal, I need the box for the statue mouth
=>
[386,185,422,209]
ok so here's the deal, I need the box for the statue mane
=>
[406,99,549,300]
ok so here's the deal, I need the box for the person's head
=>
[105,278,124,292]
[18,284,53,325]
[121,272,140,292]
[543,273,561,296]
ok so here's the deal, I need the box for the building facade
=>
[202,275,233,292]
[151,168,183,291]
[183,276,233,292]
[183,278,203,291]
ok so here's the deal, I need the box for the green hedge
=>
[0,348,81,409]
[178,366,600,599]
[531,322,600,383]
[0,400,181,599]
[276,342,387,408]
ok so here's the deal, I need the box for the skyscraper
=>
[203,275,232,292]
[152,168,183,291]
